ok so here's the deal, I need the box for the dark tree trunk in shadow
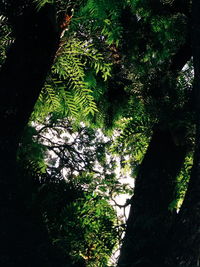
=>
[164,1,200,266]
[117,32,191,266]
[117,127,187,267]
[0,4,62,265]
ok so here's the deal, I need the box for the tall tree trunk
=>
[117,127,187,267]
[117,38,191,266]
[0,4,59,177]
[164,1,200,266]
[0,4,60,265]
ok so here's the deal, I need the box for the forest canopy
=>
[0,0,199,267]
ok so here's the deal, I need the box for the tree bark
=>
[0,3,60,188]
[164,1,200,266]
[118,36,191,266]
[0,4,60,265]
[117,127,187,267]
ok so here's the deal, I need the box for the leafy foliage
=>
[18,121,124,266]
[18,125,47,173]
[33,37,112,122]
[0,14,13,66]
[33,0,77,11]
[77,0,124,46]
[2,0,196,265]
[169,154,193,211]
[109,95,153,178]
[42,189,119,267]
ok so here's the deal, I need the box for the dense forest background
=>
[0,0,200,266]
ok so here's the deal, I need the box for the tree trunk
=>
[0,3,60,187]
[164,1,200,266]
[117,34,191,266]
[117,127,187,267]
[0,4,60,265]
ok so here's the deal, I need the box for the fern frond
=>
[52,38,112,116]
[33,35,112,122]
[81,0,123,19]
[78,0,124,45]
[110,110,153,169]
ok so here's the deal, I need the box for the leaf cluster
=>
[33,37,112,122]
[17,120,123,266]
